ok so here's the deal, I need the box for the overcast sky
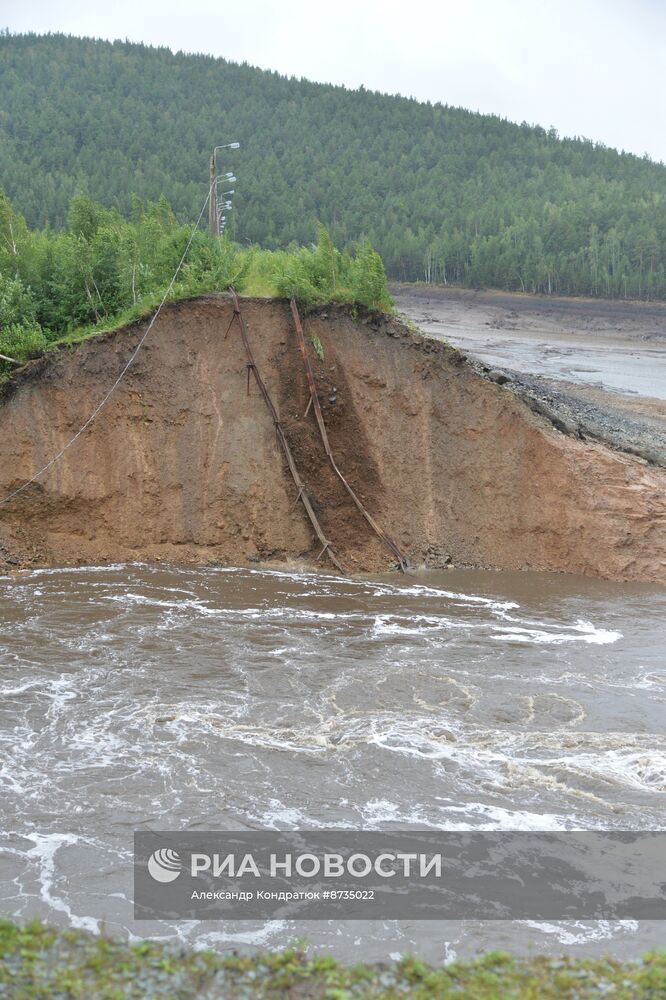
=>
[4,0,666,162]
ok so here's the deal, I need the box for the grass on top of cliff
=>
[1,920,666,999]
[0,190,393,374]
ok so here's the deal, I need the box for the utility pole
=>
[209,153,218,238]
[208,142,239,238]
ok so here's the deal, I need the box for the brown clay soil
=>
[1,296,665,583]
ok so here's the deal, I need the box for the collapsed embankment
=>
[1,296,665,582]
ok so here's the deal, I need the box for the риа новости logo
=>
[147,848,183,883]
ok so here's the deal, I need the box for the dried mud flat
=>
[393,283,666,466]
[1,295,665,582]
[393,282,666,335]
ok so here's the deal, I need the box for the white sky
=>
[4,0,666,162]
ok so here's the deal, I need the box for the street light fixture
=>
[214,142,240,156]
[217,189,235,233]
[209,142,239,237]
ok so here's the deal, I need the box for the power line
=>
[0,182,214,507]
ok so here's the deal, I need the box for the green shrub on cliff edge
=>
[0,323,48,363]
[348,239,394,311]
[0,272,48,362]
[1,919,665,998]
[269,223,393,310]
[0,191,393,373]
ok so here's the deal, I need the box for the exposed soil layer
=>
[1,296,665,582]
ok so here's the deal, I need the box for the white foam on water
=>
[376,581,520,610]
[359,799,441,828]
[371,614,458,637]
[103,593,226,616]
[7,831,101,933]
[618,671,666,691]
[17,563,138,578]
[492,621,622,645]
[435,802,570,831]
[0,678,48,697]
[132,701,666,806]
[519,919,639,946]
[251,801,353,830]
[232,607,342,622]
[358,796,569,832]
[0,764,26,795]
[535,748,666,795]
[371,612,622,647]
[189,920,290,951]
[204,565,523,613]
[101,593,367,626]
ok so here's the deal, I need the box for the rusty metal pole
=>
[228,289,345,573]
[290,299,409,573]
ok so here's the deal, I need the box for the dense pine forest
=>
[2,32,666,298]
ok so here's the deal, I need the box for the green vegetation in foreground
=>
[4,33,666,298]
[0,190,392,370]
[1,920,665,999]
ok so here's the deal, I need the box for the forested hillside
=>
[2,32,666,298]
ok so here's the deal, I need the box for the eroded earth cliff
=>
[1,297,664,582]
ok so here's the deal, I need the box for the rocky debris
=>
[472,362,666,467]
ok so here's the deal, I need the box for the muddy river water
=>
[1,563,664,963]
